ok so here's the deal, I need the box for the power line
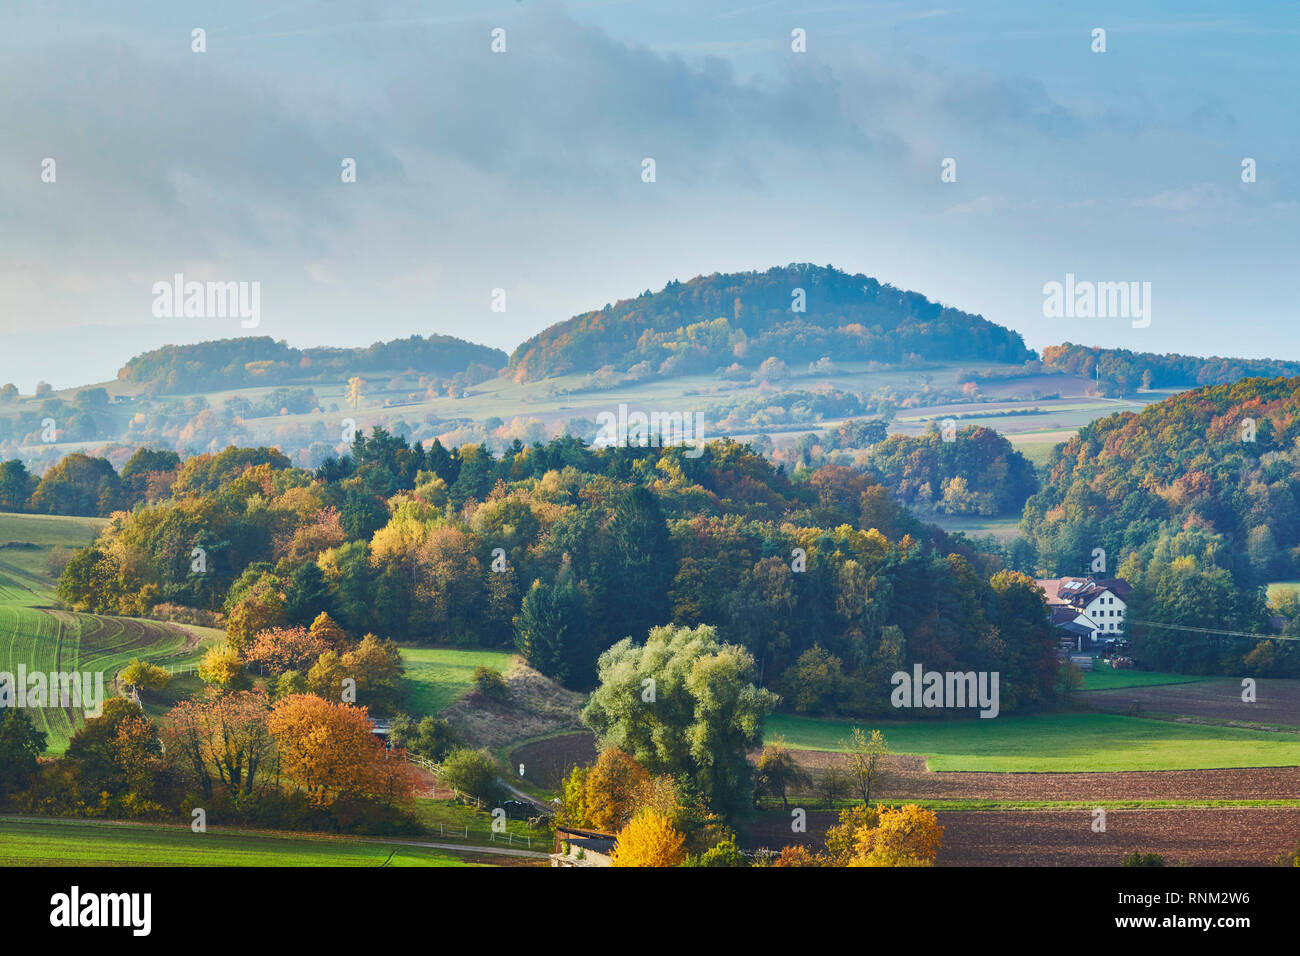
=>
[1127,620,1300,643]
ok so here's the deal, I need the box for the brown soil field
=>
[1083,677,1300,729]
[510,732,597,790]
[935,808,1300,866]
[743,808,1300,865]
[787,752,1300,801]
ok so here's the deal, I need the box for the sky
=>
[0,0,1296,389]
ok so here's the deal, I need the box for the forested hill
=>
[118,335,508,394]
[1021,374,1300,589]
[508,263,1035,382]
[1042,343,1300,397]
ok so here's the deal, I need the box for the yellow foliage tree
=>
[847,804,943,867]
[610,810,686,868]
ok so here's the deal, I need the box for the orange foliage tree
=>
[163,691,275,800]
[267,694,413,806]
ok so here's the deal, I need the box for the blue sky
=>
[1,0,1296,387]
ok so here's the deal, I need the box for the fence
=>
[405,754,539,850]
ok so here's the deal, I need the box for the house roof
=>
[1035,576,1130,609]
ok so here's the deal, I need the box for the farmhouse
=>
[1035,576,1131,652]
[552,826,617,867]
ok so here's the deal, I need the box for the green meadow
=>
[765,712,1300,772]
[400,646,516,716]
[0,817,483,867]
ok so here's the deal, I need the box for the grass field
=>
[764,712,1300,772]
[0,605,211,753]
[0,512,106,582]
[1267,580,1300,605]
[925,514,1022,542]
[401,647,516,716]
[0,817,483,867]
[1080,666,1209,691]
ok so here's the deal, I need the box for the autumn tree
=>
[610,809,686,867]
[581,748,650,832]
[244,626,330,676]
[842,727,890,803]
[306,633,405,714]
[198,644,249,692]
[847,804,943,867]
[268,694,412,806]
[163,691,275,800]
[308,611,349,650]
[754,740,811,811]
[118,659,171,700]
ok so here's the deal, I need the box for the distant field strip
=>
[0,818,482,867]
[765,713,1300,772]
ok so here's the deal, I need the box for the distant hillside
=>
[508,263,1035,383]
[119,335,507,394]
[1042,343,1300,397]
[1022,374,1300,586]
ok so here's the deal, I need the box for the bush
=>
[473,666,509,701]
[440,748,505,805]
[1121,851,1165,867]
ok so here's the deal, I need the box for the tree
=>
[268,694,412,805]
[308,611,349,650]
[754,741,812,811]
[198,644,249,692]
[118,659,171,700]
[824,803,880,865]
[439,748,505,805]
[582,748,650,832]
[842,728,890,803]
[346,376,364,410]
[610,810,686,867]
[163,692,275,800]
[245,626,330,676]
[783,645,846,715]
[514,571,593,688]
[848,804,943,867]
[0,460,34,512]
[581,623,778,823]
[0,710,46,799]
[307,633,405,714]
[29,454,123,516]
